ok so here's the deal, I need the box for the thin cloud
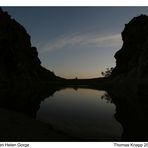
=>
[41,32,122,53]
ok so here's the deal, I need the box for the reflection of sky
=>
[3,7,148,78]
[37,88,122,140]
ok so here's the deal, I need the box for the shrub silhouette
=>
[101,67,114,77]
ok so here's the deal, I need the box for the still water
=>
[37,88,122,141]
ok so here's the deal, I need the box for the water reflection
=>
[0,84,148,141]
[37,88,122,141]
[107,88,148,141]
[0,85,56,118]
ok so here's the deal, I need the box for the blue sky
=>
[3,7,148,78]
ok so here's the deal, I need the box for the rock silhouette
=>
[0,8,58,82]
[103,15,148,141]
[111,15,148,81]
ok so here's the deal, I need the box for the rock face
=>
[111,15,148,80]
[0,8,57,82]
[106,15,148,141]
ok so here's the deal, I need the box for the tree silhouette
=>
[101,67,114,77]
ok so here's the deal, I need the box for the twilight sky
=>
[3,7,148,78]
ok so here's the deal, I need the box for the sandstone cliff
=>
[0,8,57,82]
[111,15,148,83]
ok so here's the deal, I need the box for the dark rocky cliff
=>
[111,15,148,81]
[105,16,148,141]
[0,8,58,82]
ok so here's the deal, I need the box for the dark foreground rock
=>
[0,108,76,141]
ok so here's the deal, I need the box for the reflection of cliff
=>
[105,89,148,141]
[0,8,59,82]
[0,84,58,118]
[0,85,77,141]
